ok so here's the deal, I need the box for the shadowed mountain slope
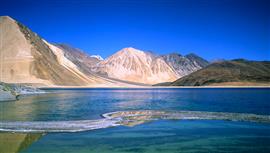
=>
[169,59,270,86]
[54,44,101,75]
[161,53,209,77]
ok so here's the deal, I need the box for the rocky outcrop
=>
[0,82,45,102]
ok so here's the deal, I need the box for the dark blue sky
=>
[1,0,269,61]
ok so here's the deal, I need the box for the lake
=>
[0,88,270,153]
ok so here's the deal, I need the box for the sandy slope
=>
[0,16,142,87]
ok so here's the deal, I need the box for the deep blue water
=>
[0,88,270,153]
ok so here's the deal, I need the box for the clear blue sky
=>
[1,0,269,61]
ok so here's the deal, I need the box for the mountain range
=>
[0,16,269,87]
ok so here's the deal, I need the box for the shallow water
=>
[0,88,270,152]
[22,120,270,153]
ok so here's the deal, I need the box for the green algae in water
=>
[0,132,43,153]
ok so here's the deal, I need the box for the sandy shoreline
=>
[39,85,270,89]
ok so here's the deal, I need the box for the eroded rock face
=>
[91,47,178,84]
[161,53,209,78]
[0,16,41,85]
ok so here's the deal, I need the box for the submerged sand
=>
[0,110,269,133]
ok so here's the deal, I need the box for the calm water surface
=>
[0,88,269,153]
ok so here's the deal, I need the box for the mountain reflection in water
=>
[0,133,43,153]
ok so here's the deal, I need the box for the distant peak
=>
[186,53,198,57]
[90,55,104,60]
[123,47,139,51]
[166,52,182,57]
[232,58,248,62]
[0,16,16,22]
[125,47,136,50]
[0,15,13,19]
[119,47,144,54]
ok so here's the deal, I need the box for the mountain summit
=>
[91,47,178,84]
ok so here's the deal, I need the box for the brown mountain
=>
[169,59,270,86]
[91,47,178,84]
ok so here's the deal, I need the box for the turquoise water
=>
[22,120,270,153]
[0,88,270,152]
